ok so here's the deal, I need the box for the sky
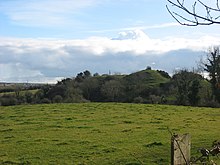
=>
[0,0,220,83]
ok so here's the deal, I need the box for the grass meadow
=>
[0,103,220,164]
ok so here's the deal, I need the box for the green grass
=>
[0,103,219,164]
[124,69,169,87]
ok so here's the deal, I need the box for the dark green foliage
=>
[52,95,63,103]
[80,77,100,101]
[47,84,66,99]
[0,95,18,106]
[40,98,51,104]
[0,68,218,107]
[146,66,152,70]
[101,79,125,102]
[133,96,144,103]
[172,70,203,106]
[204,47,220,103]
[75,70,91,82]
[188,79,201,106]
[93,72,99,77]
[34,90,45,103]
[0,88,15,93]
[83,70,91,77]
[24,91,34,103]
[123,69,169,102]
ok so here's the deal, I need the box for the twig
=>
[166,0,220,26]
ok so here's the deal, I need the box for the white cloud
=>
[1,30,220,83]
[121,22,181,31]
[89,22,180,33]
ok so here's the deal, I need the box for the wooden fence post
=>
[171,134,191,165]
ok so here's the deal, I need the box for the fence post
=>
[171,134,191,165]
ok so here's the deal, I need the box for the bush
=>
[133,96,144,103]
[202,100,220,108]
[25,91,34,104]
[64,96,89,103]
[40,98,51,104]
[0,96,18,106]
[52,95,63,103]
[149,95,161,104]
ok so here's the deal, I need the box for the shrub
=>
[52,95,63,103]
[133,96,144,103]
[40,98,51,104]
[0,96,18,106]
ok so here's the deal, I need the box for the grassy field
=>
[0,103,219,164]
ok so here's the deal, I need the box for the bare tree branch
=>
[167,0,220,26]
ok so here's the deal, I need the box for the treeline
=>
[0,47,220,107]
[0,68,218,107]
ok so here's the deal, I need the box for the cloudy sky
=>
[0,0,220,83]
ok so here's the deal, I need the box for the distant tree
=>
[40,98,51,104]
[75,72,84,82]
[188,79,201,106]
[52,95,63,103]
[0,95,18,106]
[64,81,86,103]
[40,85,52,98]
[57,78,72,85]
[34,89,45,103]
[80,77,99,101]
[166,0,220,26]
[146,66,152,70]
[75,70,92,82]
[149,94,161,104]
[47,84,66,99]
[25,91,34,104]
[101,80,124,102]
[83,70,91,78]
[15,86,21,98]
[203,47,220,102]
[133,96,144,103]
[172,69,202,105]
[93,73,99,77]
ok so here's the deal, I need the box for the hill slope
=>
[123,69,170,87]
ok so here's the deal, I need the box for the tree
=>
[25,91,34,104]
[0,95,18,106]
[64,81,86,103]
[203,47,220,102]
[101,80,124,102]
[172,69,202,105]
[80,77,99,101]
[15,86,21,98]
[166,0,220,26]
[188,79,201,106]
[75,70,91,82]
[52,95,63,103]
[75,72,84,82]
[83,70,91,78]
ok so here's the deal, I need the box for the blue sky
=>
[0,0,220,83]
[0,0,174,38]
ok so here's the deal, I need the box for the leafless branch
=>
[166,0,220,26]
